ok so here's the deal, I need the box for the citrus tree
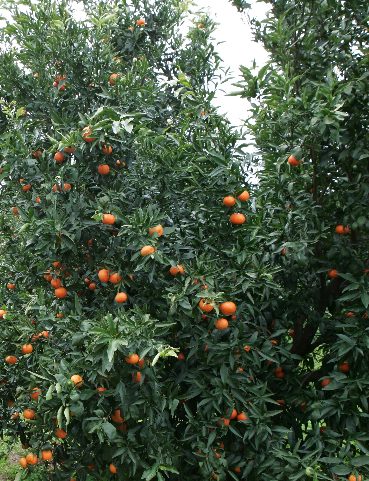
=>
[229,0,369,480]
[0,1,277,480]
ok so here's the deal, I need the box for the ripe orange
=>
[223,196,236,207]
[343,225,351,234]
[115,292,128,303]
[11,206,19,216]
[230,408,238,419]
[136,18,145,26]
[233,467,241,474]
[274,367,285,379]
[19,457,28,468]
[339,361,350,373]
[35,196,41,203]
[238,190,250,201]
[7,283,15,289]
[52,261,61,268]
[55,287,67,298]
[50,278,62,288]
[327,269,338,279]
[23,408,36,420]
[97,387,107,394]
[140,245,156,256]
[25,453,38,465]
[22,184,32,192]
[169,266,179,276]
[54,151,65,163]
[125,353,139,365]
[21,344,33,355]
[237,412,248,421]
[32,150,42,159]
[287,155,300,166]
[5,355,17,364]
[335,224,347,234]
[149,224,164,237]
[244,345,251,352]
[138,358,145,369]
[221,418,230,426]
[109,73,119,86]
[30,387,41,401]
[219,301,237,315]
[321,378,331,388]
[98,268,110,283]
[82,126,96,142]
[111,409,124,424]
[71,374,83,386]
[41,330,49,338]
[132,371,142,383]
[55,428,67,439]
[0,309,7,318]
[199,298,214,312]
[109,463,117,474]
[102,214,116,225]
[215,318,229,330]
[229,213,246,225]
[345,311,355,318]
[62,182,72,192]
[109,272,122,284]
[102,144,112,155]
[97,164,110,175]
[64,146,76,154]
[41,450,53,461]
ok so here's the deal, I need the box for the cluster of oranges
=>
[44,261,68,299]
[199,300,237,331]
[223,190,250,225]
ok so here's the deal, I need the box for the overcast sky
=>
[193,0,270,126]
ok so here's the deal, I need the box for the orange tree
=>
[230,0,369,480]
[0,1,278,480]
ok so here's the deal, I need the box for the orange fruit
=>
[5,355,17,364]
[41,450,53,461]
[55,287,67,298]
[62,182,72,192]
[82,126,96,142]
[64,146,75,154]
[98,268,110,283]
[98,164,110,175]
[102,144,112,155]
[102,214,116,225]
[343,226,351,234]
[30,387,41,401]
[321,378,331,388]
[223,195,236,207]
[21,344,33,355]
[25,453,38,465]
[109,463,118,474]
[19,457,28,468]
[22,183,32,192]
[7,283,15,289]
[177,352,185,361]
[109,272,122,284]
[52,261,61,268]
[169,266,179,276]
[287,155,300,166]
[229,213,246,225]
[35,196,41,203]
[219,301,237,316]
[199,298,214,312]
[41,330,49,338]
[230,409,238,420]
[55,428,67,439]
[345,311,355,318]
[136,18,145,26]
[23,408,36,420]
[327,269,338,279]
[215,318,229,330]
[50,278,62,288]
[111,409,124,424]
[109,73,119,86]
[148,224,164,237]
[274,367,285,379]
[115,292,128,303]
[32,150,42,159]
[54,151,65,164]
[11,206,19,216]
[233,467,241,474]
[221,418,230,426]
[138,358,145,369]
[237,412,248,421]
[132,371,142,383]
[97,387,107,394]
[71,374,83,386]
[243,345,251,352]
[339,361,350,373]
[238,190,250,201]
[0,309,7,318]
[140,245,156,256]
[125,353,139,365]
[335,224,346,234]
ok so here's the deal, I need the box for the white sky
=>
[193,0,270,126]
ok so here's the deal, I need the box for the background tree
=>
[230,0,369,480]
